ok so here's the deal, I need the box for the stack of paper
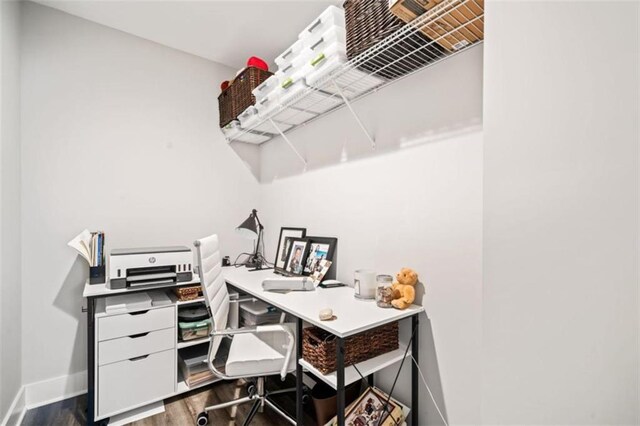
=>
[148,290,172,307]
[105,293,152,314]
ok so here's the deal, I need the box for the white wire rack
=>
[226,0,484,163]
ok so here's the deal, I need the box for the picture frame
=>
[283,237,310,276]
[274,227,306,275]
[302,236,337,277]
[328,386,405,426]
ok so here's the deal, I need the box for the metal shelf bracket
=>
[269,119,307,168]
[331,80,376,150]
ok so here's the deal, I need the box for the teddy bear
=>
[391,267,418,310]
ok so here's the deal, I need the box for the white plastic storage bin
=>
[303,25,346,54]
[221,120,242,139]
[298,5,345,42]
[237,106,258,128]
[255,91,282,119]
[252,75,279,103]
[274,39,304,69]
[278,74,308,107]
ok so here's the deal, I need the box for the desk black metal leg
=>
[367,374,374,388]
[296,318,304,425]
[336,337,345,426]
[411,315,420,426]
[87,297,96,426]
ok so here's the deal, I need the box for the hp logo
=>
[149,257,156,264]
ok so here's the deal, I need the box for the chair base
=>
[198,378,296,426]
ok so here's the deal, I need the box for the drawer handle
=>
[129,332,149,339]
[129,355,149,362]
[129,310,149,316]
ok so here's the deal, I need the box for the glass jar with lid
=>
[375,274,394,308]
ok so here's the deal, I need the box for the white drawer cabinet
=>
[98,327,174,366]
[98,349,175,418]
[98,306,174,341]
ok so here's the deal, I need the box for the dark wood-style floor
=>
[22,378,317,426]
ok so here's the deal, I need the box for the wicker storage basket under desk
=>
[302,322,399,375]
[218,66,272,128]
[343,0,445,80]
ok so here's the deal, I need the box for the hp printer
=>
[108,246,194,289]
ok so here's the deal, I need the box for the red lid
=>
[247,56,268,71]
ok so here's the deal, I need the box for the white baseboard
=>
[24,370,87,410]
[1,385,26,426]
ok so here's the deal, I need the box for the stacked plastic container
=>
[254,6,347,124]
[226,5,383,143]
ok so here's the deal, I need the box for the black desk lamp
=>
[236,209,267,270]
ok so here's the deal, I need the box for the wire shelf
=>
[225,0,484,147]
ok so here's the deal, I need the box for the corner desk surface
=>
[222,267,425,338]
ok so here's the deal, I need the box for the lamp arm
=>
[253,209,264,230]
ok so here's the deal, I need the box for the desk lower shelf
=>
[299,345,411,390]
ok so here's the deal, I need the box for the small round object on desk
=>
[319,308,334,321]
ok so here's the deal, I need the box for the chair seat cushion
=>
[225,330,295,377]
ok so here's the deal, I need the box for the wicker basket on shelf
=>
[343,0,445,80]
[173,286,202,302]
[302,322,399,374]
[218,66,272,128]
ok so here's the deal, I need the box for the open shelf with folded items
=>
[223,0,484,165]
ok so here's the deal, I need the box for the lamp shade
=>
[236,211,259,240]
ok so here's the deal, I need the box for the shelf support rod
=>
[331,79,376,150]
[269,119,307,168]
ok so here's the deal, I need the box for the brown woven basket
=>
[343,0,445,79]
[302,322,399,374]
[173,286,202,302]
[218,87,235,128]
[218,67,272,128]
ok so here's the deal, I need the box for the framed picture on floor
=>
[303,237,337,277]
[284,237,310,276]
[274,227,306,275]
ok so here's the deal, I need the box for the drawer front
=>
[98,306,175,341]
[98,327,175,366]
[98,349,174,418]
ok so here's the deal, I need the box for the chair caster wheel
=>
[302,394,310,405]
[196,411,209,426]
[247,384,257,397]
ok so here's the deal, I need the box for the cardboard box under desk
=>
[389,0,484,52]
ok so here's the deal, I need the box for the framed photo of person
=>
[303,237,337,277]
[274,227,306,275]
[284,237,310,276]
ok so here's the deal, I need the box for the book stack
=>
[178,345,215,388]
[68,229,106,284]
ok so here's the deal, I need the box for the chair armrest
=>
[228,295,258,304]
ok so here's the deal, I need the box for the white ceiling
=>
[33,0,340,69]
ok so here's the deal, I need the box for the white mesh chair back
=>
[194,234,228,357]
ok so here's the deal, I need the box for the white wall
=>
[259,47,483,425]
[482,1,639,424]
[19,1,260,396]
[0,0,23,422]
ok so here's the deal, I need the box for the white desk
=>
[223,267,424,426]
[223,267,424,338]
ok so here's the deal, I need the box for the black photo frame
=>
[274,227,306,275]
[302,236,338,278]
[283,237,310,276]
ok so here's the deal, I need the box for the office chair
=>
[193,234,297,426]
